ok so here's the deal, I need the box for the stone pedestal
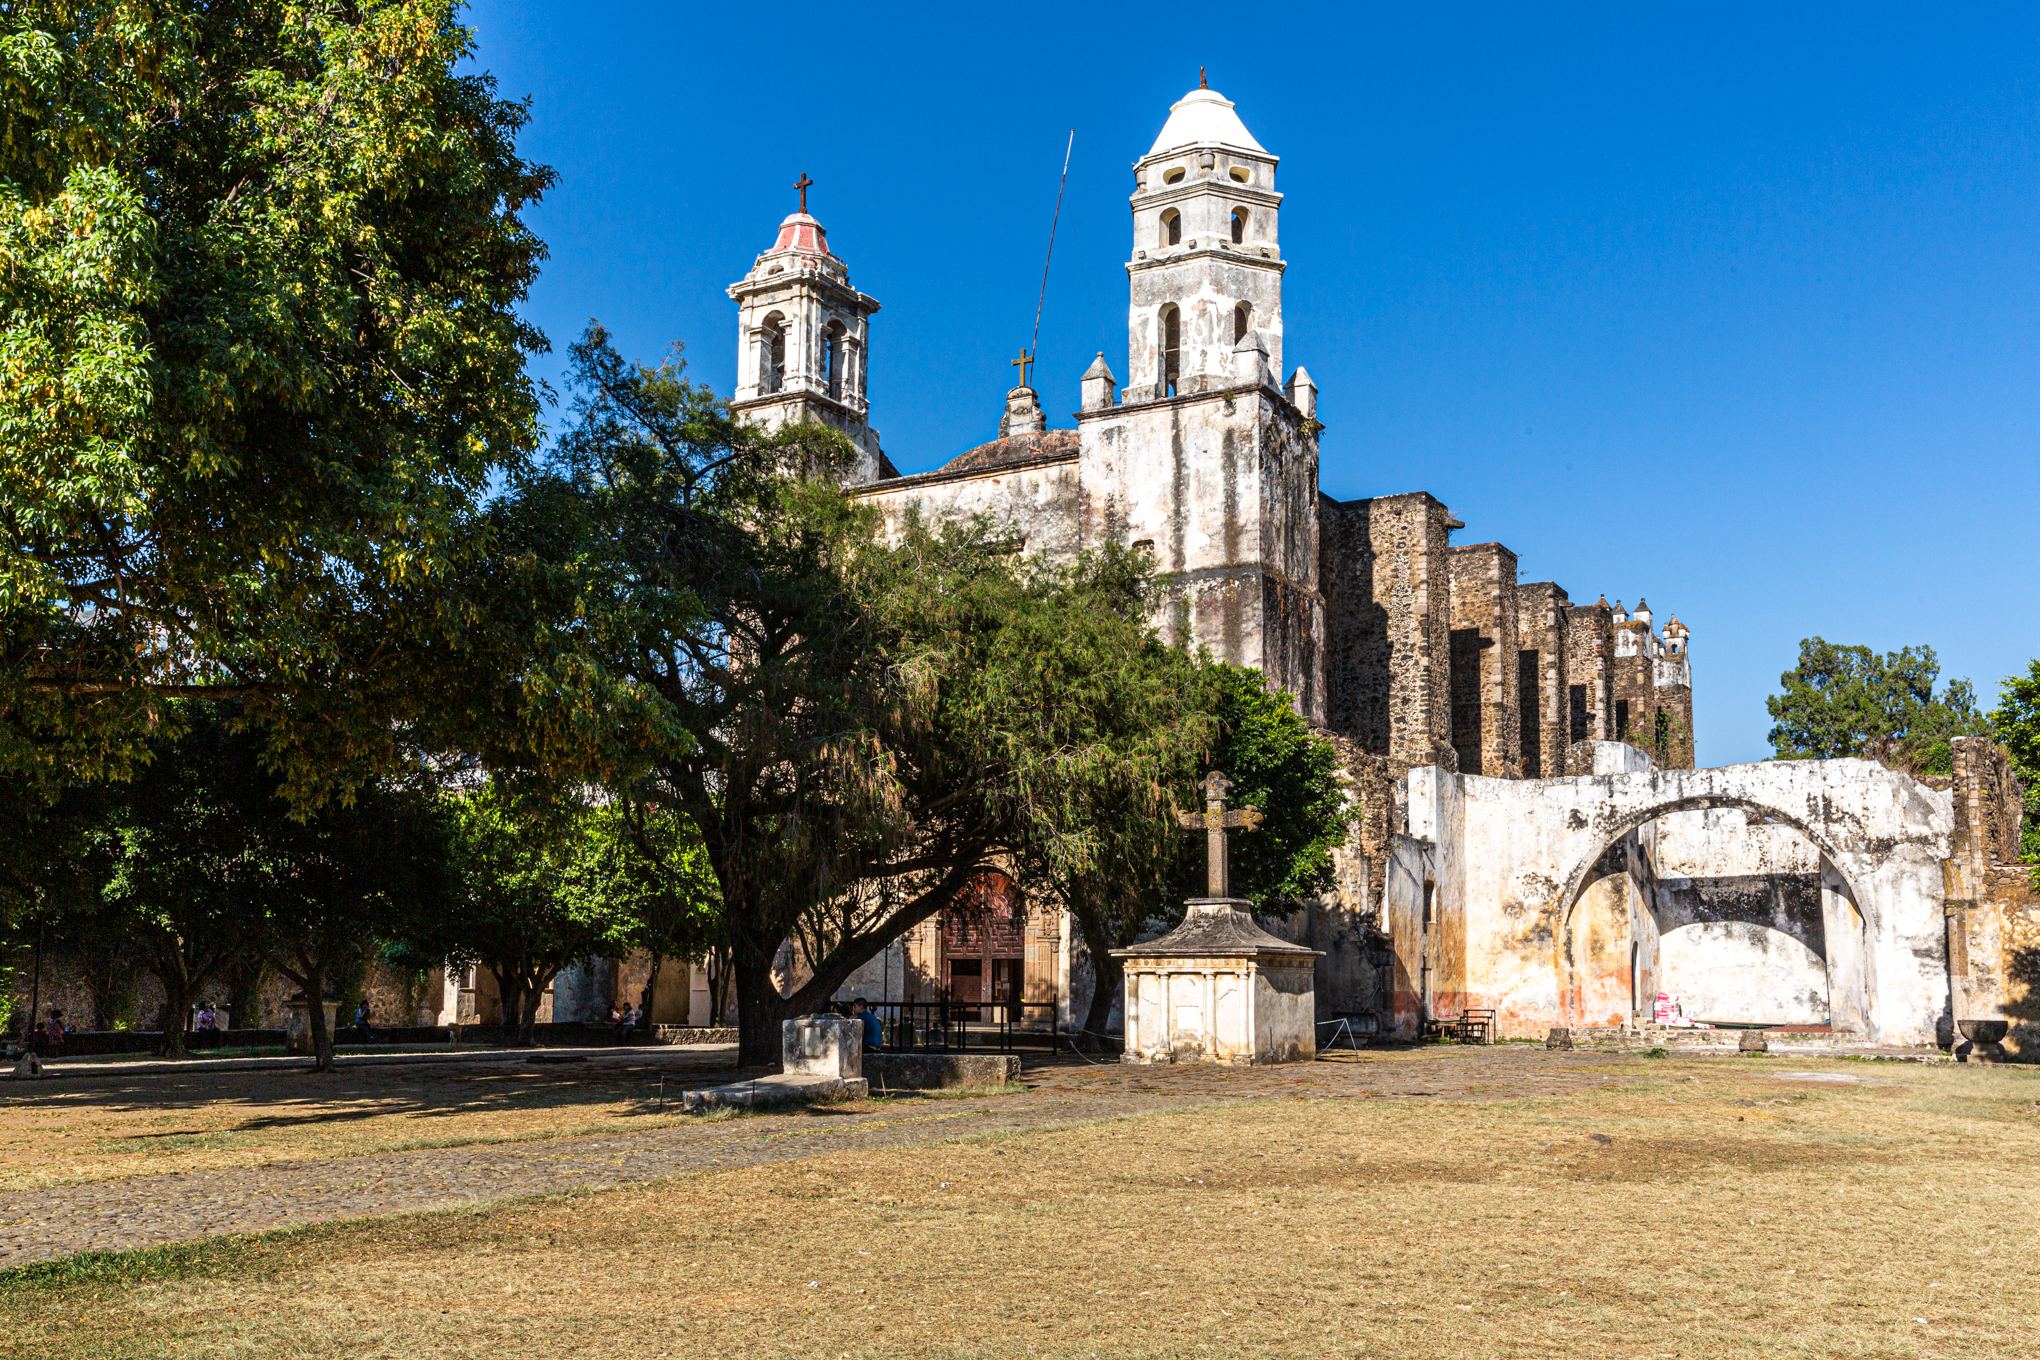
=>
[1113,899,1322,1066]
[683,1014,869,1110]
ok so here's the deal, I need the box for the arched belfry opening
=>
[1160,305,1181,396]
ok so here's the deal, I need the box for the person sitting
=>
[850,998,882,1054]
[352,999,373,1044]
[614,1004,638,1040]
[36,1009,65,1058]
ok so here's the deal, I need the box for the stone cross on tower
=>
[1010,348,1034,389]
[794,172,813,214]
[1174,770,1264,898]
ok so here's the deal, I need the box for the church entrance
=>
[940,872,1026,1020]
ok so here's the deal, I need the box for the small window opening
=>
[823,321,846,401]
[1161,305,1180,397]
[762,314,786,394]
[1160,209,1181,247]
[1233,302,1251,344]
[1229,166,1250,184]
[1163,167,1186,185]
[1230,207,1247,244]
[1615,699,1630,740]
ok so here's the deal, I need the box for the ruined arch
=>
[1552,794,1869,1034]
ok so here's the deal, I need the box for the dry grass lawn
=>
[0,1057,731,1191]
[5,1055,2039,1359]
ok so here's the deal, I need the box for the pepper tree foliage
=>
[1765,638,1988,776]
[1990,659,2040,869]
[0,1,552,804]
[479,325,1305,1064]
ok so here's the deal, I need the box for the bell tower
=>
[1125,74,1285,398]
[1075,78,1325,722]
[727,175,888,483]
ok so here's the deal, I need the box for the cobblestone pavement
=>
[0,1047,1633,1268]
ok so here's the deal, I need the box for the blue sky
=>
[464,1,2039,768]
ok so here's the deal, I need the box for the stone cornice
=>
[1128,244,1285,274]
[848,449,1079,497]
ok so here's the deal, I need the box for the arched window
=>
[761,313,786,394]
[1160,209,1181,248]
[1233,302,1252,344]
[1229,166,1250,184]
[1160,305,1180,397]
[823,320,846,401]
[1230,207,1247,244]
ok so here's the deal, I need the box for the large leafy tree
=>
[1765,638,1987,776]
[0,1,552,802]
[485,327,1228,1064]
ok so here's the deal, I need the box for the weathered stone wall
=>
[1514,582,1571,779]
[850,454,1083,561]
[1409,751,1951,1043]
[1564,602,1615,743]
[1448,542,1521,778]
[1318,491,1456,766]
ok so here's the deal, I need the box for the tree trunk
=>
[1075,908,1124,1051]
[517,983,544,1047]
[637,953,663,1029]
[734,952,793,1067]
[155,963,194,1059]
[303,966,335,1072]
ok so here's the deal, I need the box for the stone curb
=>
[17,1043,738,1082]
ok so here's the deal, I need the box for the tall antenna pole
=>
[1030,130,1075,374]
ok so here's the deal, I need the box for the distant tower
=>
[727,176,887,483]
[1076,78,1324,722]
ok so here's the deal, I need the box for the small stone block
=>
[1738,1030,1769,1054]
[1545,1028,1573,1050]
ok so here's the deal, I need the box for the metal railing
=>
[867,999,1059,1053]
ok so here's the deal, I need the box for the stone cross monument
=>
[1114,770,1320,1066]
[1174,769,1265,897]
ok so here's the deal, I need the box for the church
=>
[725,79,1726,1042]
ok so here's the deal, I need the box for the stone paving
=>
[0,1046,1637,1268]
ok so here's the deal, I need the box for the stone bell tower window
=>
[762,313,786,394]
[1233,302,1252,344]
[1160,209,1181,248]
[1231,207,1247,244]
[1161,305,1181,397]
[823,320,846,401]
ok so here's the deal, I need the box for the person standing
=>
[353,999,373,1043]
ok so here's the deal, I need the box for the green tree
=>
[99,714,269,1056]
[483,327,1241,1064]
[1184,664,1351,911]
[1990,659,2040,867]
[0,1,552,803]
[1037,663,1352,1041]
[398,783,712,1046]
[1765,638,1987,776]
[258,773,452,1070]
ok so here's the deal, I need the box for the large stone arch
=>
[1404,750,1953,1045]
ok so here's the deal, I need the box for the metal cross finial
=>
[1200,67,1208,90]
[794,172,814,214]
[1010,348,1034,389]
[1173,769,1264,898]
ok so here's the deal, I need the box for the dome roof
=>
[764,212,835,258]
[1147,86,1266,157]
[939,429,1078,475]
